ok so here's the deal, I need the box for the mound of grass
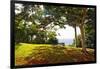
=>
[15,43,95,66]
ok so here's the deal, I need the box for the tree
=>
[73,35,81,48]
[46,31,58,44]
[42,6,90,52]
[65,8,89,52]
[85,8,95,48]
[15,4,59,44]
[66,8,79,47]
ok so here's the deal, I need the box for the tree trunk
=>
[79,25,86,52]
[74,26,77,47]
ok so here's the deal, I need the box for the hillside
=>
[15,43,95,66]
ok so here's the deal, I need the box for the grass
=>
[15,43,95,66]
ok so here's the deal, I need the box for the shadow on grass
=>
[15,44,95,66]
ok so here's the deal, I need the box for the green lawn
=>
[15,43,95,66]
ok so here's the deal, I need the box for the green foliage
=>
[47,38,58,44]
[85,8,95,49]
[15,4,59,44]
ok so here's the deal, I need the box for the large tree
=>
[44,6,88,52]
[67,8,88,52]
[15,4,59,44]
[40,5,89,52]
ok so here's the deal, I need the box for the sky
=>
[56,25,81,45]
[56,25,81,40]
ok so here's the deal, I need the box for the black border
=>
[10,0,97,69]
